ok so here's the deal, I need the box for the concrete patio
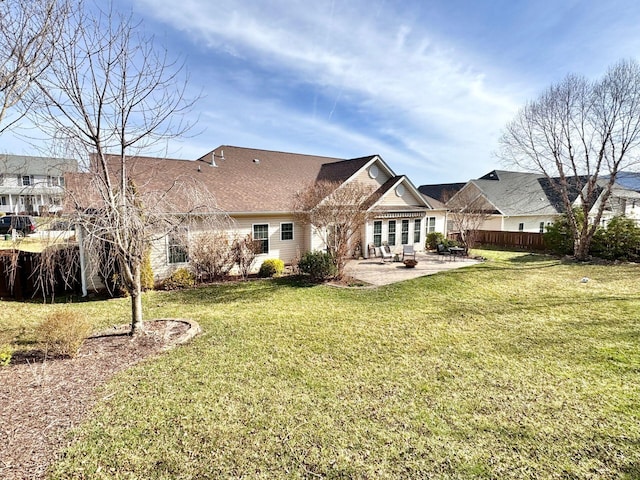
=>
[344,252,480,286]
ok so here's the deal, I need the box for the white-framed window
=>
[21,175,32,186]
[253,224,269,254]
[539,222,545,233]
[47,176,64,187]
[0,196,6,206]
[414,219,421,243]
[518,223,524,232]
[0,174,4,186]
[427,217,436,233]
[168,233,188,264]
[373,221,382,247]
[401,219,409,245]
[280,222,294,241]
[388,220,396,245]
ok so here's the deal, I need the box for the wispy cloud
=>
[132,0,522,182]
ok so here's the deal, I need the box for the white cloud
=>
[132,0,521,183]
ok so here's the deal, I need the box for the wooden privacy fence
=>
[467,230,547,251]
[0,247,81,300]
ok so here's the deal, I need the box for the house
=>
[0,154,78,216]
[67,146,447,281]
[421,169,640,234]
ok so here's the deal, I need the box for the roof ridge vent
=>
[253,158,260,164]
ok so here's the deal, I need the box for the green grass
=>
[4,250,640,478]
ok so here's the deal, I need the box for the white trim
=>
[280,221,294,241]
[252,222,270,254]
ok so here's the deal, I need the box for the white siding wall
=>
[502,216,556,233]
[0,173,65,214]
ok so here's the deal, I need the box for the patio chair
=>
[436,243,451,261]
[402,244,416,261]
[376,245,393,263]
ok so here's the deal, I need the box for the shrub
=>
[36,309,93,358]
[425,232,445,250]
[141,249,154,290]
[0,344,12,366]
[189,232,235,281]
[590,215,640,261]
[232,234,261,280]
[258,258,285,278]
[162,267,195,290]
[297,251,337,281]
[544,216,574,255]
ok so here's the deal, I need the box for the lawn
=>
[3,250,640,478]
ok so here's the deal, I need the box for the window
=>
[47,176,64,187]
[518,223,524,232]
[539,222,545,233]
[0,196,6,206]
[168,234,188,264]
[253,224,269,254]
[427,217,436,233]
[0,174,4,186]
[414,219,421,243]
[280,222,294,241]
[373,221,382,247]
[22,175,32,186]
[401,219,409,244]
[388,220,396,245]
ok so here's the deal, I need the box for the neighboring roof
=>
[69,146,421,214]
[466,170,586,216]
[608,172,640,192]
[0,154,78,176]
[417,183,466,203]
[420,193,445,209]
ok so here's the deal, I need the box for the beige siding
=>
[478,216,503,231]
[147,213,305,280]
[351,161,391,189]
[377,184,424,207]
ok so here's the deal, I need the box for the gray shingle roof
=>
[0,154,78,176]
[470,170,559,216]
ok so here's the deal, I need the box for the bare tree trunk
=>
[130,264,143,334]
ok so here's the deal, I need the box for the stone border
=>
[92,318,202,350]
[147,318,202,350]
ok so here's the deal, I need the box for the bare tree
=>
[294,180,374,278]
[189,231,235,282]
[0,0,71,134]
[499,59,640,260]
[29,3,218,333]
[232,234,261,280]
[442,187,492,252]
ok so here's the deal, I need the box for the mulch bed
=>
[0,320,191,480]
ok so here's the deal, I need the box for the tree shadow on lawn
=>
[165,276,321,306]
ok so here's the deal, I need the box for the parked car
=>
[0,215,37,237]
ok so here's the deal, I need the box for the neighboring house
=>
[0,154,78,216]
[422,169,640,234]
[68,146,447,282]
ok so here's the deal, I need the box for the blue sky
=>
[5,0,640,184]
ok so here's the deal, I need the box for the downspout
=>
[77,225,88,297]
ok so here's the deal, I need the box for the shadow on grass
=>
[164,275,323,306]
